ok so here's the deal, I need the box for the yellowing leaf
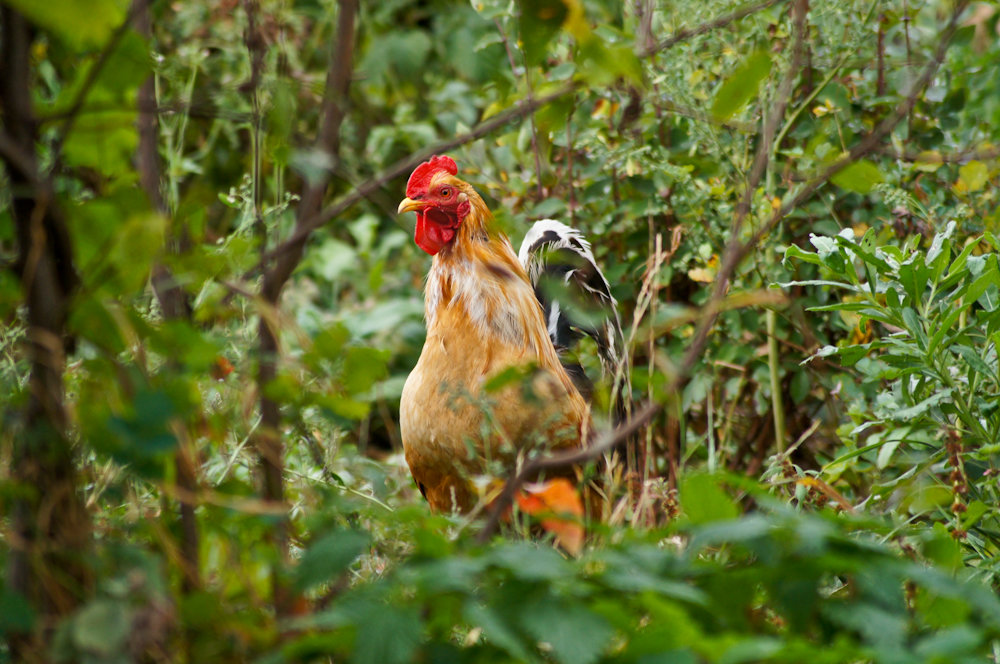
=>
[687,267,715,283]
[957,160,989,193]
[914,151,943,173]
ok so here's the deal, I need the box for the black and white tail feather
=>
[518,219,631,427]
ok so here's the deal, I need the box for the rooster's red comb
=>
[406,155,458,197]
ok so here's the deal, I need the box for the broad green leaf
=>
[63,110,139,178]
[904,485,953,516]
[781,243,822,267]
[577,37,642,86]
[319,395,372,421]
[464,602,535,662]
[876,439,901,469]
[5,0,126,50]
[680,473,738,524]
[915,625,981,658]
[961,500,990,530]
[893,389,952,420]
[342,347,390,395]
[965,256,999,303]
[72,600,130,656]
[520,0,569,66]
[518,601,613,664]
[718,637,782,664]
[926,221,956,265]
[313,324,351,361]
[978,284,999,312]
[831,160,885,194]
[822,602,906,649]
[921,524,963,571]
[353,605,422,664]
[710,51,772,120]
[490,542,568,581]
[0,590,36,634]
[954,345,992,378]
[295,530,370,592]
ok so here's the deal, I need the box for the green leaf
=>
[520,0,569,66]
[314,324,351,360]
[0,590,36,634]
[961,500,990,530]
[490,542,568,581]
[518,601,613,664]
[781,243,822,267]
[680,473,738,524]
[342,347,390,395]
[464,602,535,662]
[830,160,885,194]
[295,530,370,592]
[916,625,982,658]
[710,51,772,120]
[822,602,906,649]
[921,524,963,571]
[72,600,130,656]
[353,605,422,664]
[5,0,127,50]
[893,389,953,420]
[901,307,927,349]
[718,637,782,664]
[954,345,993,378]
[978,284,999,312]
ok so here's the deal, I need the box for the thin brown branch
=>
[0,129,41,185]
[259,0,358,301]
[479,0,967,541]
[640,0,787,58]
[655,97,756,132]
[51,4,138,168]
[255,82,578,274]
[257,0,788,276]
[477,402,662,544]
[1,7,91,655]
[680,0,968,384]
[876,144,1000,164]
[133,0,200,596]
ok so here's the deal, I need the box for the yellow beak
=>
[397,197,426,214]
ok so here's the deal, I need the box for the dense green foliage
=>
[1,0,999,661]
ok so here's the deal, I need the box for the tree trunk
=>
[1,7,92,657]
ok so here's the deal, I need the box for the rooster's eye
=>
[439,187,452,198]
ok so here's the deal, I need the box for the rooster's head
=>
[398,155,472,255]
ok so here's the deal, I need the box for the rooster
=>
[397,155,628,513]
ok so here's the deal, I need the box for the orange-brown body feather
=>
[399,174,589,512]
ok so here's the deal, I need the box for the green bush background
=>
[1,0,999,661]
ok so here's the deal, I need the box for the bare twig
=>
[257,0,787,274]
[477,402,662,544]
[876,144,1000,164]
[494,17,544,198]
[681,0,967,386]
[259,0,359,300]
[1,7,91,654]
[134,0,200,595]
[640,0,787,58]
[479,0,967,541]
[51,4,138,168]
